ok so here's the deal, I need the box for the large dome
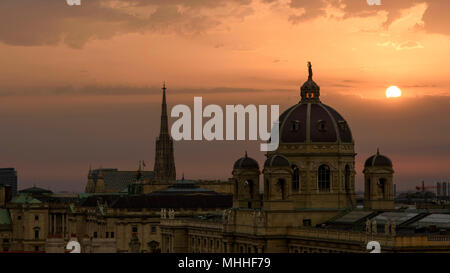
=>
[278,103,353,144]
[277,62,353,144]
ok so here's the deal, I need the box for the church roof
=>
[79,178,232,210]
[91,169,154,192]
[79,193,232,210]
[19,186,52,195]
[10,193,42,204]
[148,178,216,194]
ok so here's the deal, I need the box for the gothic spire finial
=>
[159,81,168,137]
[377,147,380,155]
[308,61,312,80]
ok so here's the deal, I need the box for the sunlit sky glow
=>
[0,0,449,192]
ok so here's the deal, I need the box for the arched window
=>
[344,165,351,192]
[290,120,300,132]
[34,227,40,240]
[278,179,286,199]
[245,180,254,199]
[378,178,386,199]
[318,165,331,192]
[292,165,299,191]
[265,180,270,199]
[317,120,327,132]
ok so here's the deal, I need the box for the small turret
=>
[85,166,95,193]
[94,169,105,193]
[232,152,261,209]
[363,148,395,210]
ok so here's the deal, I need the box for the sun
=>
[386,86,402,98]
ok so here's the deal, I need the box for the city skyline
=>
[0,0,449,192]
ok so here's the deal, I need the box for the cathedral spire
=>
[154,82,176,183]
[159,81,169,137]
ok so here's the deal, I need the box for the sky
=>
[0,0,449,192]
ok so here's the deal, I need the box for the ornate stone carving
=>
[222,209,234,224]
[384,220,390,234]
[256,211,265,225]
[371,219,377,234]
[391,220,396,236]
[365,219,371,234]
[168,209,175,219]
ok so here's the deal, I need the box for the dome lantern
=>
[300,62,320,103]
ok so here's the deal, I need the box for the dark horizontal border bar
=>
[0,253,446,272]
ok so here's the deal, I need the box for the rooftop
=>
[0,209,11,225]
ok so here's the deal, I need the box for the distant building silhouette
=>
[84,84,231,194]
[0,168,17,196]
[85,168,154,193]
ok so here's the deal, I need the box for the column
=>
[48,214,52,235]
[62,214,65,238]
[65,214,68,237]
[53,214,56,235]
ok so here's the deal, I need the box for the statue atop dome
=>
[300,61,320,102]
